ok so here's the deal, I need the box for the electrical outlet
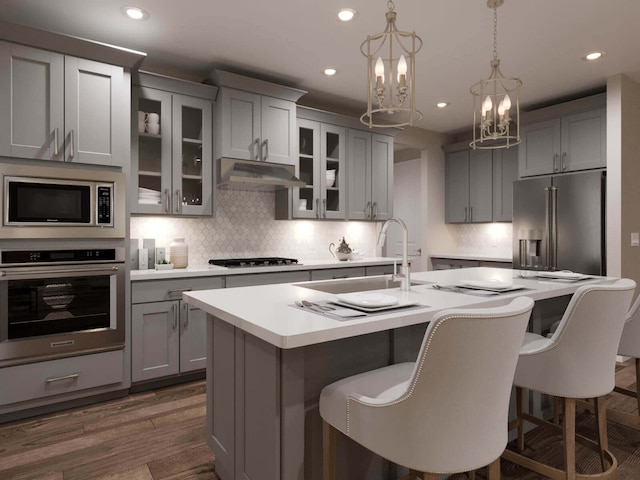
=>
[631,232,639,247]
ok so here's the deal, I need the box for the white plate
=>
[336,292,399,308]
[459,279,514,291]
[535,271,588,280]
[331,298,419,313]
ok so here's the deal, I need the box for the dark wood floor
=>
[0,361,639,480]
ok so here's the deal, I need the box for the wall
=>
[446,223,513,258]
[607,74,640,286]
[130,189,379,267]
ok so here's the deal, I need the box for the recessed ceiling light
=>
[121,6,149,21]
[436,102,449,108]
[338,8,357,22]
[324,68,337,76]
[584,51,605,61]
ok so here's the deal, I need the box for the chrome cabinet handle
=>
[164,189,171,213]
[69,129,75,159]
[464,207,468,222]
[553,154,559,172]
[183,303,189,328]
[4,266,118,276]
[254,138,261,160]
[172,304,177,330]
[372,202,377,220]
[322,198,327,218]
[46,373,79,383]
[54,128,59,156]
[562,152,567,171]
[175,189,181,214]
[365,202,372,219]
[316,198,320,218]
[470,206,473,222]
[263,138,269,161]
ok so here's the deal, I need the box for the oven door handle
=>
[0,266,119,276]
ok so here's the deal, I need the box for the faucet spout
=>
[378,217,411,292]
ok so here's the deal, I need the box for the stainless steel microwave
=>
[1,163,125,239]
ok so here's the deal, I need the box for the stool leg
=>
[563,397,576,480]
[516,386,525,451]
[554,396,562,425]
[486,458,501,480]
[594,396,608,471]
[323,420,337,480]
[468,470,476,480]
[636,358,640,415]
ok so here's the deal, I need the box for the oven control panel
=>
[0,248,124,266]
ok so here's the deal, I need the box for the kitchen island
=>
[183,267,615,480]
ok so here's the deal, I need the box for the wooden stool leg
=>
[486,457,501,480]
[468,470,476,480]
[636,358,640,414]
[409,471,437,480]
[323,420,337,480]
[516,386,525,451]
[594,396,608,471]
[563,397,576,480]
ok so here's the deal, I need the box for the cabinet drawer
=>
[132,276,224,304]
[225,270,310,288]
[310,267,366,281]
[365,264,396,276]
[0,349,124,406]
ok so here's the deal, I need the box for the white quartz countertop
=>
[183,267,614,350]
[130,257,397,281]
[430,253,513,262]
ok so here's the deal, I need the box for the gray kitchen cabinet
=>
[310,267,366,280]
[445,148,493,223]
[492,146,518,222]
[347,129,394,221]
[132,72,215,216]
[431,257,512,270]
[131,276,223,383]
[519,94,606,177]
[225,270,310,288]
[0,41,125,166]
[288,119,347,219]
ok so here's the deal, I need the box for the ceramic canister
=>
[170,238,188,268]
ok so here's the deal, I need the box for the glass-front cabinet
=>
[294,119,346,219]
[132,73,215,216]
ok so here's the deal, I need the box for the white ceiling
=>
[1,0,640,135]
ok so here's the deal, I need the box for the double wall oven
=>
[0,163,126,367]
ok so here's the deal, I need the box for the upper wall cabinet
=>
[131,72,217,216]
[519,94,606,177]
[0,41,126,166]
[211,70,306,165]
[348,129,394,221]
[444,144,518,223]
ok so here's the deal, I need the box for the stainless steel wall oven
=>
[0,247,125,367]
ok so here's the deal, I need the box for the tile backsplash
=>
[448,223,513,258]
[131,189,379,267]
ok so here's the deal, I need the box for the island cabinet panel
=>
[207,315,422,480]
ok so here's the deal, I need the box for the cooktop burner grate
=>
[208,257,299,268]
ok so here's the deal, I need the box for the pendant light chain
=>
[492,7,498,60]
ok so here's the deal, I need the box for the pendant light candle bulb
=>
[397,55,407,86]
[375,57,385,88]
[482,95,493,117]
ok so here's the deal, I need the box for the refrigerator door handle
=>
[548,186,558,270]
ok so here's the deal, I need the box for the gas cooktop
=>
[208,257,299,268]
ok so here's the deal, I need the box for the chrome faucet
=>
[377,217,411,292]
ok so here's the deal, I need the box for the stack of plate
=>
[326,169,336,188]
[138,187,161,204]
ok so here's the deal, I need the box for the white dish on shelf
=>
[335,292,398,308]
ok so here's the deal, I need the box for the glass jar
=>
[170,238,188,268]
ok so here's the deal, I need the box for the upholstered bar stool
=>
[608,294,640,427]
[502,279,636,480]
[319,297,534,480]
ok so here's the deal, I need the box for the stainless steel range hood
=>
[217,157,305,191]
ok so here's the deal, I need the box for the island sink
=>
[296,275,429,294]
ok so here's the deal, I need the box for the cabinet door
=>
[172,94,213,216]
[131,302,179,382]
[133,86,173,214]
[560,107,606,172]
[261,96,296,164]
[370,133,394,221]
[293,119,320,219]
[219,88,261,160]
[347,129,372,220]
[0,42,64,161]
[180,302,207,373]
[64,57,124,166]
[492,147,518,222]
[320,124,347,219]
[445,150,470,223]
[518,118,561,177]
[468,149,493,222]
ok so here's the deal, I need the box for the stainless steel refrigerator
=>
[512,170,606,275]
